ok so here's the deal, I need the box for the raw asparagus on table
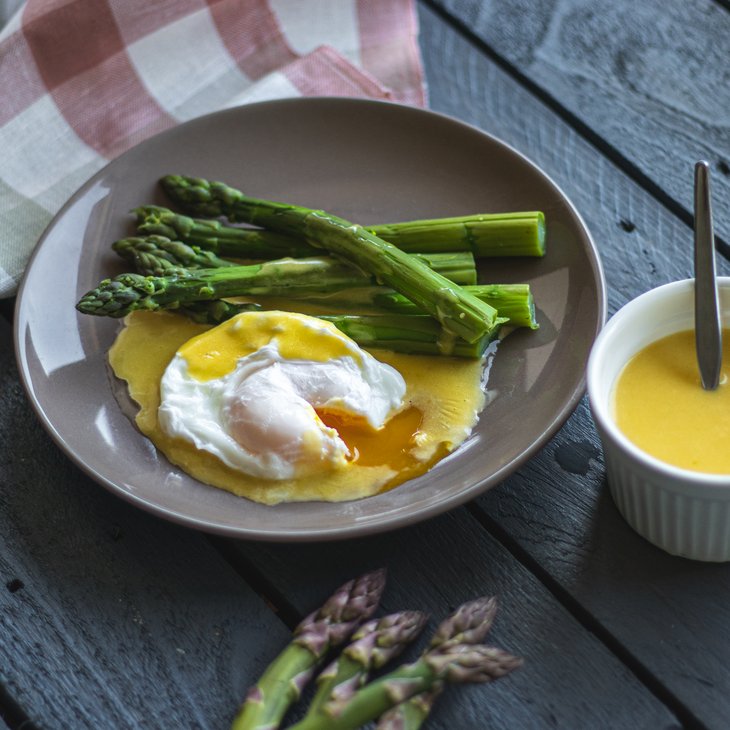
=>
[229,569,520,730]
[426,596,499,648]
[231,569,386,730]
[160,175,501,343]
[373,596,500,730]
[375,688,440,730]
[306,645,522,730]
[75,253,484,319]
[112,235,479,285]
[134,205,545,258]
[300,611,428,723]
[289,596,513,730]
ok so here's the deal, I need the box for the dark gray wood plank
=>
[0,315,289,729]
[232,510,679,729]
[428,0,730,249]
[0,297,12,325]
[417,3,730,727]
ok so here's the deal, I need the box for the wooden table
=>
[2,1,729,727]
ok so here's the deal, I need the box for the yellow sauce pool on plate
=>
[612,329,730,473]
[109,310,487,504]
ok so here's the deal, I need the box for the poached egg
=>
[157,311,406,480]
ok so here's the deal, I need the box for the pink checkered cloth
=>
[0,0,426,298]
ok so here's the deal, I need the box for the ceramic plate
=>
[15,98,605,541]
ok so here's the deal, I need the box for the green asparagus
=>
[426,596,499,649]
[288,644,521,730]
[231,569,386,730]
[135,205,315,259]
[112,234,478,285]
[176,283,535,331]
[75,253,479,319]
[160,175,501,343]
[166,301,503,358]
[301,611,428,723]
[113,235,236,276]
[288,595,517,730]
[367,211,545,257]
[374,596,500,729]
[319,314,502,358]
[299,283,537,330]
[375,688,440,730]
[135,205,545,258]
[179,300,261,324]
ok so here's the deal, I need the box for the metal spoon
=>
[694,160,722,390]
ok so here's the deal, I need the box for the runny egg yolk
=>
[109,310,487,505]
[319,407,423,469]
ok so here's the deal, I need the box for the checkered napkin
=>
[0,0,425,299]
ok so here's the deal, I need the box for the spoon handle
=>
[694,160,722,390]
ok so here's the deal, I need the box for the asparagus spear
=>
[113,235,236,276]
[232,569,386,730]
[288,596,516,730]
[174,301,501,357]
[368,211,545,257]
[426,596,499,648]
[301,612,428,722]
[320,314,502,358]
[112,235,479,285]
[76,255,478,318]
[179,300,261,324]
[134,205,545,258]
[287,644,521,730]
[374,596,500,729]
[375,688,440,730]
[135,205,315,259]
[160,175,500,343]
[301,283,537,330]
[176,283,535,331]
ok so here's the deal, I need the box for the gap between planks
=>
[0,681,39,730]
[418,0,730,263]
[206,535,303,631]
[464,502,709,730]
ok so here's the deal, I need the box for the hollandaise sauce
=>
[612,329,730,474]
[109,310,486,504]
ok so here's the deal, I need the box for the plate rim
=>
[13,96,607,542]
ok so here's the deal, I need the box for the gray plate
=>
[14,98,606,541]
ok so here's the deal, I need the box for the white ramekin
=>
[588,278,730,561]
